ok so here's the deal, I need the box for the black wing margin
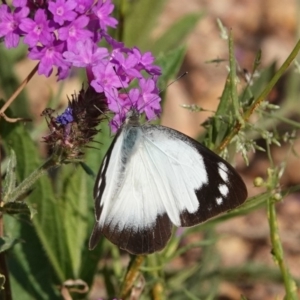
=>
[179,132,247,226]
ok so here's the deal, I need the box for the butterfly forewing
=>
[90,122,247,255]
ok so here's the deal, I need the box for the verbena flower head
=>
[42,85,107,161]
[1,0,162,135]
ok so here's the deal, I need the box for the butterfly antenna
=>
[162,71,188,93]
[93,105,110,121]
[138,72,189,113]
[112,66,136,109]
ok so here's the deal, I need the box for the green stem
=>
[6,154,60,203]
[119,255,145,299]
[149,254,165,300]
[218,37,300,152]
[228,31,243,125]
[265,142,298,299]
[267,198,298,300]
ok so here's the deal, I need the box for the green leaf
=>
[60,166,91,277]
[228,31,243,125]
[79,162,96,178]
[0,236,20,253]
[85,120,113,175]
[3,123,60,298]
[2,202,32,217]
[123,0,166,50]
[250,61,276,99]
[156,46,187,88]
[153,13,203,55]
[206,74,232,148]
[5,214,59,299]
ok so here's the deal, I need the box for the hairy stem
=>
[5,153,60,203]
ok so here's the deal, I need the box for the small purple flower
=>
[58,15,93,49]
[102,31,124,50]
[48,0,77,26]
[92,0,118,31]
[107,89,130,131]
[56,107,74,125]
[132,47,161,75]
[12,0,28,8]
[111,51,141,81]
[107,77,161,132]
[0,0,163,124]
[137,78,161,120]
[108,90,131,115]
[74,0,93,14]
[63,38,109,67]
[0,4,29,48]
[20,9,54,47]
[56,64,71,81]
[91,61,126,96]
[29,39,69,77]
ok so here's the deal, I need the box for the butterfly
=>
[89,108,247,255]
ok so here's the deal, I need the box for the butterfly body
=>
[90,110,247,254]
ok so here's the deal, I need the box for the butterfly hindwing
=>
[90,123,247,255]
[90,126,174,254]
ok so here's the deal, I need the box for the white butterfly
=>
[89,109,247,255]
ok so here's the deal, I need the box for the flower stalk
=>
[120,255,145,299]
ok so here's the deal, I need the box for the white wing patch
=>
[218,162,229,182]
[97,125,208,231]
[218,184,229,197]
[216,197,223,205]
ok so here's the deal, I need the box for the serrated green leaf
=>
[4,123,67,278]
[3,123,61,298]
[153,13,203,55]
[60,166,90,277]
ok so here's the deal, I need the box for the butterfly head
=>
[108,78,162,131]
[124,107,140,126]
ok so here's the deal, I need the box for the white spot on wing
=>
[216,197,223,205]
[219,184,229,197]
[218,162,229,182]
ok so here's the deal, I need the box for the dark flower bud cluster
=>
[41,85,107,161]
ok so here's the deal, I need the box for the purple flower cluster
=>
[0,0,162,131]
